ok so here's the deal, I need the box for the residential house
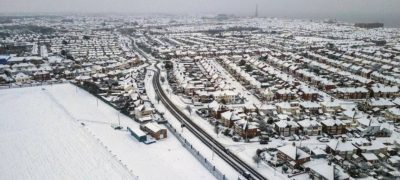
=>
[33,70,51,81]
[134,103,154,118]
[334,87,369,100]
[14,72,30,83]
[275,88,296,101]
[209,100,229,119]
[320,101,342,113]
[140,122,167,140]
[276,102,301,116]
[305,162,350,180]
[326,139,357,159]
[300,101,322,115]
[365,98,396,111]
[277,144,311,168]
[220,111,241,128]
[298,119,322,136]
[274,120,300,136]
[321,119,347,135]
[299,86,319,101]
[386,107,400,122]
[233,119,259,139]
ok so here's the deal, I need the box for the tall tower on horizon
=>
[255,4,258,17]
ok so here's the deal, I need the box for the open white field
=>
[0,85,134,180]
[0,84,214,180]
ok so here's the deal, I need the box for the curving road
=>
[132,40,267,180]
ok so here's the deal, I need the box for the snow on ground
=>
[145,67,241,180]
[154,63,291,180]
[0,84,214,180]
[0,86,134,180]
[45,84,215,180]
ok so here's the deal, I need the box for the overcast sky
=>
[1,0,399,25]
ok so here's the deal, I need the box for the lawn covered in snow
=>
[0,85,134,180]
[0,84,214,180]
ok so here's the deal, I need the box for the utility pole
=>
[118,112,121,127]
[212,145,215,160]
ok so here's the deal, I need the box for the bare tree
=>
[185,105,192,115]
[160,76,165,84]
[253,154,261,168]
[155,95,160,104]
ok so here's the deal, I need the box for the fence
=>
[0,81,67,90]
[164,123,227,180]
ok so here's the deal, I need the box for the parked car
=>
[260,140,269,144]
[319,137,330,142]
[232,136,241,142]
[280,135,285,140]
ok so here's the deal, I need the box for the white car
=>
[319,138,330,142]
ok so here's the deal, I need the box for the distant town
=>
[1,14,400,180]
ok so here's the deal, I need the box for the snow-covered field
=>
[0,84,214,180]
[0,85,134,180]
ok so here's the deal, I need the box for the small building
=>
[361,153,379,163]
[140,123,167,140]
[127,126,147,142]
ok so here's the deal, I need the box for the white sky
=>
[0,0,399,16]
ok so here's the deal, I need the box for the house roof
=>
[321,119,344,126]
[144,123,164,133]
[362,153,379,161]
[304,160,349,180]
[300,101,321,109]
[387,107,400,116]
[278,144,310,160]
[297,119,321,128]
[327,139,357,152]
[275,120,299,128]
[221,111,241,121]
